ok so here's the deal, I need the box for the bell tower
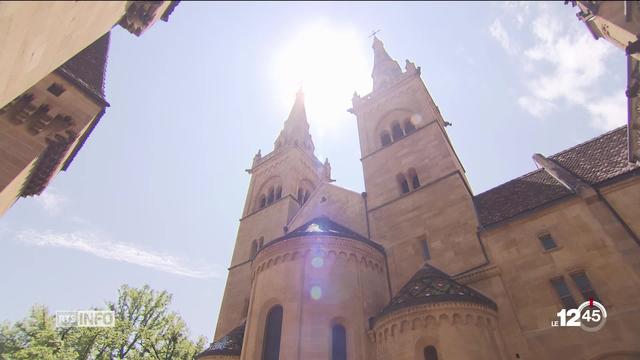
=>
[213,89,331,339]
[349,37,485,294]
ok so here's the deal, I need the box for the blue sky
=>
[0,2,627,341]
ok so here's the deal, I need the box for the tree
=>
[0,285,206,360]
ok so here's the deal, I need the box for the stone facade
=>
[200,37,640,360]
[0,1,180,216]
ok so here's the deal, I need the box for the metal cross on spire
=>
[369,29,381,38]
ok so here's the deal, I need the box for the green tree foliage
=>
[0,285,206,360]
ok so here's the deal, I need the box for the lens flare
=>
[311,256,324,268]
[310,286,322,300]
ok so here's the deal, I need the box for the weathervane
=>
[369,29,381,38]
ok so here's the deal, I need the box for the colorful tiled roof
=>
[475,126,639,228]
[195,322,245,358]
[265,216,385,253]
[373,264,497,326]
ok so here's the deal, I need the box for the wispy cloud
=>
[489,19,517,55]
[15,230,222,279]
[35,188,69,216]
[490,3,626,130]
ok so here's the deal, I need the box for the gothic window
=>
[538,232,557,250]
[275,186,282,200]
[331,324,347,360]
[570,271,600,303]
[551,277,578,309]
[380,131,392,147]
[259,195,267,209]
[250,240,258,259]
[404,118,416,134]
[424,346,438,360]
[267,187,275,205]
[397,173,410,194]
[262,305,283,360]
[408,168,420,189]
[391,122,404,141]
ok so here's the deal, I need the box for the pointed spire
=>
[274,88,315,153]
[371,36,402,91]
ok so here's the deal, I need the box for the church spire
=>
[371,36,403,91]
[274,88,315,153]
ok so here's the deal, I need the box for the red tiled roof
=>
[475,126,639,228]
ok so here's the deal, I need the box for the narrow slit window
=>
[391,122,404,141]
[260,195,267,209]
[404,119,416,134]
[421,238,431,260]
[408,168,420,189]
[381,132,392,147]
[298,188,304,203]
[551,277,578,309]
[250,240,258,259]
[397,174,410,194]
[267,187,275,204]
[331,324,347,360]
[570,271,600,303]
[262,306,283,360]
[424,346,438,360]
[275,186,282,200]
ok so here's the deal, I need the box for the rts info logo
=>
[551,299,607,332]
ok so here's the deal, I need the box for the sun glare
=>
[272,22,371,138]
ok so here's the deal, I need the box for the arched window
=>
[408,168,420,189]
[424,346,438,360]
[259,195,267,209]
[298,188,304,203]
[258,236,264,249]
[303,190,310,204]
[391,122,404,141]
[262,305,283,360]
[404,119,416,134]
[397,174,410,194]
[380,131,392,147]
[331,324,347,360]
[275,186,282,200]
[267,187,275,204]
[250,240,258,259]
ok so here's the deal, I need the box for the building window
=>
[47,83,65,97]
[397,174,410,194]
[408,168,420,189]
[259,195,267,209]
[570,271,600,303]
[250,240,258,259]
[380,132,392,147]
[262,305,283,360]
[551,277,578,309]
[331,324,347,360]
[258,236,264,249]
[538,232,557,251]
[267,187,275,204]
[303,190,310,203]
[420,237,431,260]
[424,346,438,360]
[391,122,404,141]
[275,186,282,200]
[404,119,416,134]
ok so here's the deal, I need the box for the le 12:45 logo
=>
[552,299,607,332]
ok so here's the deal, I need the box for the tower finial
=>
[371,35,402,91]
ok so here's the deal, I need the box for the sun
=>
[272,22,371,138]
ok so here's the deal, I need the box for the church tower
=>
[350,37,486,293]
[214,90,331,339]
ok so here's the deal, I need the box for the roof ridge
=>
[548,126,626,160]
[474,168,546,197]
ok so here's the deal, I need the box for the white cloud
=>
[586,93,627,130]
[517,96,555,118]
[35,188,69,216]
[489,19,517,55]
[15,230,222,279]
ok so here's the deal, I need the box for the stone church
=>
[197,37,640,360]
